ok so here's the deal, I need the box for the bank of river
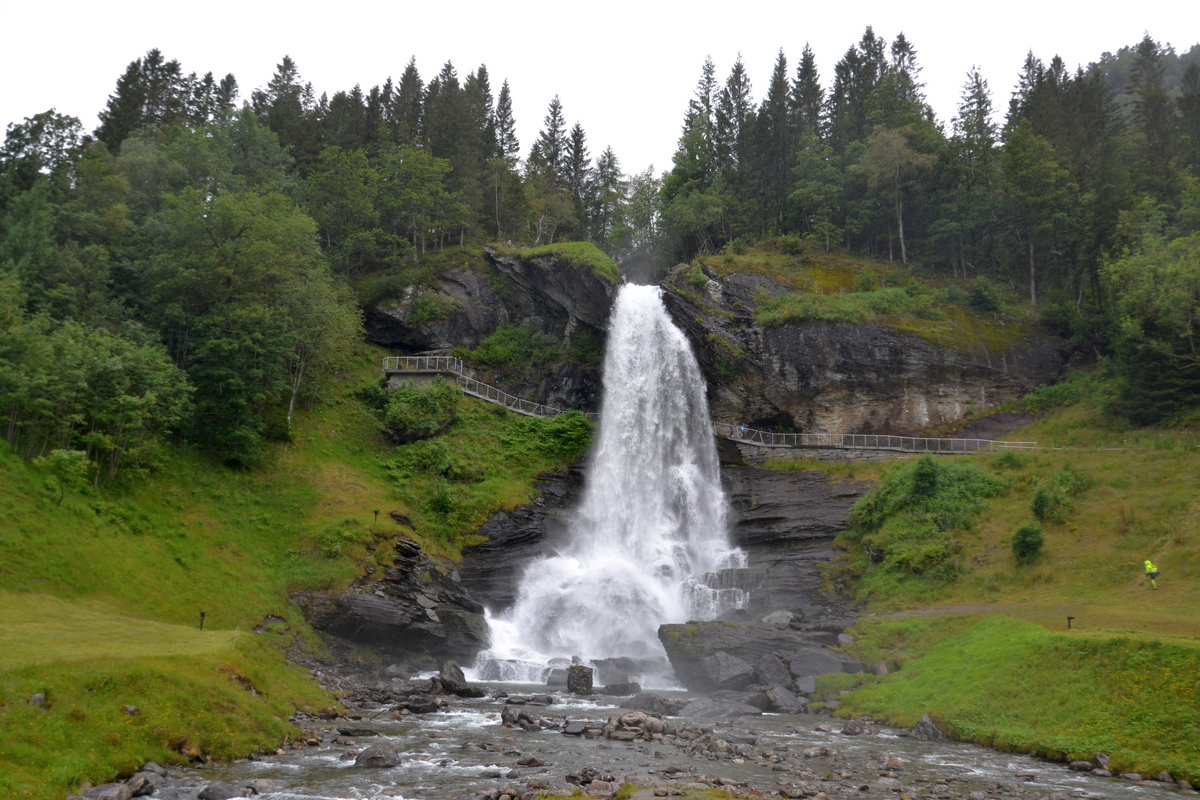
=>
[143,684,1189,800]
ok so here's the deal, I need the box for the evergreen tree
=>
[790,45,824,140]
[389,57,424,144]
[494,80,520,161]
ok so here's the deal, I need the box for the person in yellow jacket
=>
[1144,560,1160,589]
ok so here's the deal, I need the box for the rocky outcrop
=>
[364,249,618,412]
[661,264,1074,435]
[457,468,585,613]
[658,619,864,692]
[292,537,488,671]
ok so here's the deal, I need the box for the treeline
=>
[657,30,1200,423]
[2,31,1199,483]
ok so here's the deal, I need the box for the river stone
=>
[337,726,380,737]
[126,769,166,795]
[794,675,817,695]
[912,713,945,741]
[600,681,642,695]
[620,693,686,716]
[676,696,763,718]
[566,665,593,695]
[355,743,401,768]
[765,685,805,714]
[754,653,793,687]
[438,660,486,697]
[699,651,756,690]
[789,647,844,677]
[841,718,866,735]
[81,785,133,800]
[197,783,247,800]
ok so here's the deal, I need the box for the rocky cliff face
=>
[292,537,489,672]
[364,248,618,411]
[661,265,1073,435]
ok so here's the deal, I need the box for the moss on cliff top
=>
[494,241,621,284]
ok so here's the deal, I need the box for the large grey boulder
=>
[789,647,846,678]
[355,743,402,768]
[698,651,756,691]
[676,697,763,718]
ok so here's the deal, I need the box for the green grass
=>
[0,592,237,670]
[834,616,1200,781]
[498,240,621,284]
[828,370,1200,781]
[380,398,591,557]
[0,635,332,799]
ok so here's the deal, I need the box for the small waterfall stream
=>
[473,283,746,684]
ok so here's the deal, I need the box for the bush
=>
[1012,522,1045,564]
[383,377,460,443]
[967,277,1003,313]
[1031,484,1074,524]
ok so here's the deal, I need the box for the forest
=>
[2,28,1199,484]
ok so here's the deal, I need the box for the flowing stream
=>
[472,283,746,685]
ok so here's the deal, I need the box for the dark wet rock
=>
[841,718,866,735]
[126,769,166,796]
[337,726,379,737]
[620,693,687,716]
[197,782,249,800]
[600,681,642,696]
[698,651,756,691]
[659,622,856,691]
[438,660,487,697]
[789,647,846,678]
[754,653,793,688]
[765,685,807,714]
[80,785,133,800]
[567,665,594,695]
[458,469,584,612]
[912,713,945,741]
[292,537,488,671]
[354,743,401,768]
[401,696,441,714]
[676,697,763,718]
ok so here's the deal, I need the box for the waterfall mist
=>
[472,284,746,685]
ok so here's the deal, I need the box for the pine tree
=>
[494,80,520,161]
[389,57,424,144]
[790,45,824,140]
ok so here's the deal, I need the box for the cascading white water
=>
[473,283,746,684]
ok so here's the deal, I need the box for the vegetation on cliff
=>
[820,369,1200,782]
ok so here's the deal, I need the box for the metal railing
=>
[713,424,1035,453]
[382,356,1035,451]
[383,355,589,420]
[382,355,464,374]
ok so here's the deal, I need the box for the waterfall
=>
[472,283,746,685]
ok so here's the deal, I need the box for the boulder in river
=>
[354,743,401,768]
[566,665,593,695]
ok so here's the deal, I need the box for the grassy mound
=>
[832,616,1199,781]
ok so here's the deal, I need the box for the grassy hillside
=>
[798,369,1200,782]
[0,347,589,799]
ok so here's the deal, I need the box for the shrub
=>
[383,377,460,443]
[1012,522,1045,564]
[1031,484,1074,524]
[967,277,1003,313]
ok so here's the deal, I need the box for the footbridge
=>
[382,356,1035,454]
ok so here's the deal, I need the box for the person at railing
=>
[740,423,747,438]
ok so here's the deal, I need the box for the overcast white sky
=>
[2,2,1195,175]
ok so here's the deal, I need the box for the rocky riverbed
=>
[72,661,1195,800]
